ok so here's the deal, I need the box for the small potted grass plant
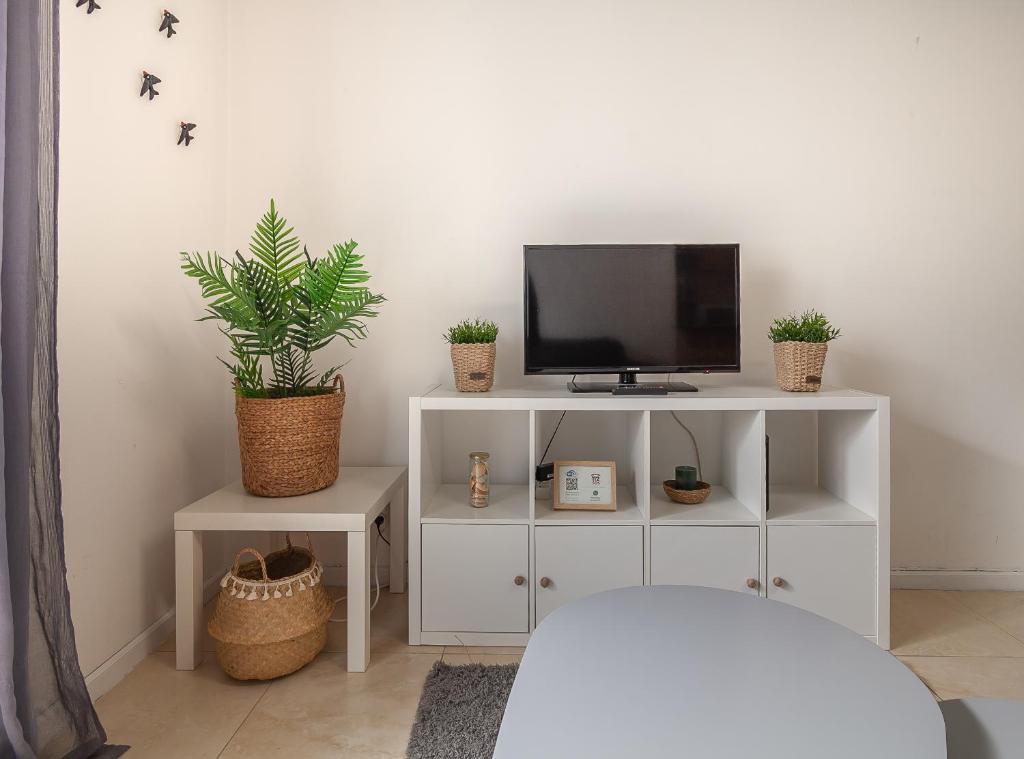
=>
[768,310,841,392]
[444,319,498,392]
[181,200,384,496]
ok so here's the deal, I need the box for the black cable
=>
[376,521,391,546]
[669,411,703,482]
[540,410,567,464]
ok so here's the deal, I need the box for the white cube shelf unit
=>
[409,386,890,648]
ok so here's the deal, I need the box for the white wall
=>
[57,0,1024,680]
[59,2,234,677]
[224,0,1024,577]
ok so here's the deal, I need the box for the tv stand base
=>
[568,373,698,394]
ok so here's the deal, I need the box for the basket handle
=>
[284,532,315,554]
[231,547,269,581]
[332,374,344,393]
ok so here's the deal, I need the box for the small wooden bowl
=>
[662,480,712,505]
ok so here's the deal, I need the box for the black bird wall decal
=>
[159,10,179,38]
[140,71,161,101]
[177,122,196,146]
[76,0,101,13]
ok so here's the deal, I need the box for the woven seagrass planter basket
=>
[774,341,828,392]
[209,537,332,681]
[451,342,496,392]
[235,375,345,497]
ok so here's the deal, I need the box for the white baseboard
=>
[892,569,1024,591]
[84,572,224,701]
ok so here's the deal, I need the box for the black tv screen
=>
[524,244,740,375]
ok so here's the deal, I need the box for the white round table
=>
[941,698,1024,758]
[495,585,945,758]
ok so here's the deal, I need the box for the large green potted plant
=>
[181,200,384,496]
[768,310,840,392]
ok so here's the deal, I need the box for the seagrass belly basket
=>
[235,375,345,497]
[209,536,332,680]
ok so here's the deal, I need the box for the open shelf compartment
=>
[533,409,646,524]
[649,409,763,524]
[766,410,879,525]
[419,410,530,523]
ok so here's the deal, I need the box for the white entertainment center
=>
[408,385,890,649]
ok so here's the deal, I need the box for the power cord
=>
[669,410,703,482]
[666,373,703,481]
[327,521,385,623]
[540,410,568,464]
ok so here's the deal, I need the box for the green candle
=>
[675,465,697,491]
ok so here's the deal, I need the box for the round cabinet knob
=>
[745,578,759,589]
[539,577,552,588]
[772,576,785,587]
[513,575,526,586]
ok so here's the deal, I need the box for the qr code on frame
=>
[565,477,578,491]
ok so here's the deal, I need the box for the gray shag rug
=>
[407,661,519,759]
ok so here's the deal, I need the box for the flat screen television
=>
[523,244,740,392]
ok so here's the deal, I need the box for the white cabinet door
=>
[535,526,643,624]
[422,524,529,633]
[767,525,877,636]
[651,526,760,594]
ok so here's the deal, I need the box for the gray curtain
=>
[0,2,124,757]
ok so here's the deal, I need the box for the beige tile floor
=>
[95,588,1024,757]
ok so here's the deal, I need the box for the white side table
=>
[173,466,407,673]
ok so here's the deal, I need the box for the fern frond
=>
[308,290,386,351]
[219,329,266,396]
[294,241,385,352]
[181,251,247,308]
[248,199,305,286]
[271,347,317,393]
[316,365,346,388]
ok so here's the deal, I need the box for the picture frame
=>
[553,460,617,511]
